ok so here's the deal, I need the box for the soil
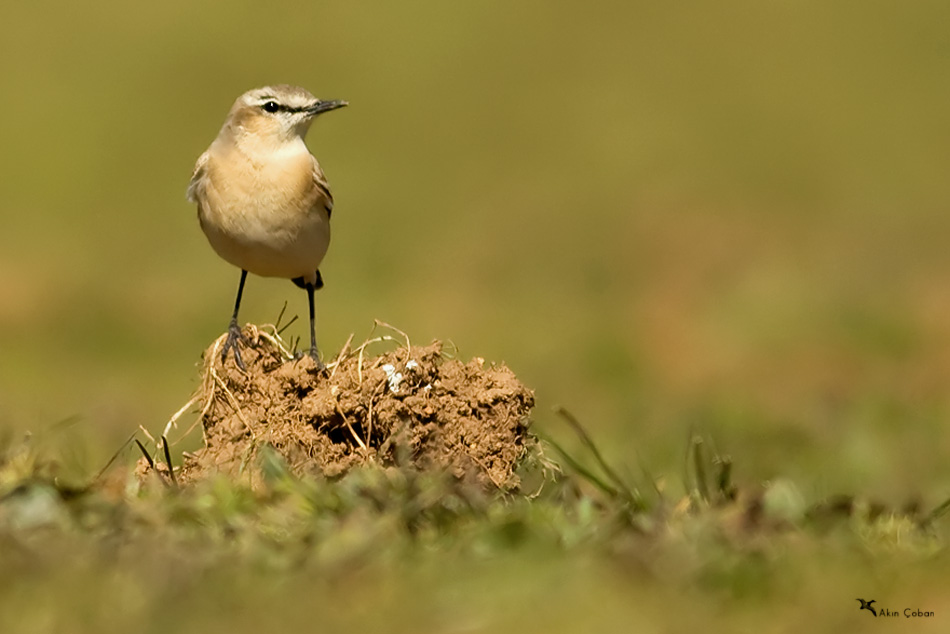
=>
[158,325,537,490]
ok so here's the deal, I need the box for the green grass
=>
[3,0,950,630]
[1,423,947,633]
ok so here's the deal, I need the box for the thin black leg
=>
[221,270,248,369]
[231,269,247,323]
[306,283,324,369]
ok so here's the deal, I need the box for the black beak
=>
[306,99,348,116]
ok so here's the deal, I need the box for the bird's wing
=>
[187,151,210,204]
[312,156,334,218]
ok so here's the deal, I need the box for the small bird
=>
[857,599,877,616]
[187,85,347,369]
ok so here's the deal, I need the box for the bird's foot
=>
[294,346,325,372]
[220,321,247,371]
[309,346,325,371]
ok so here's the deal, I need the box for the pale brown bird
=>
[187,85,347,369]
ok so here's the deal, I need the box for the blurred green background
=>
[3,0,950,504]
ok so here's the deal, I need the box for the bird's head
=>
[222,85,347,147]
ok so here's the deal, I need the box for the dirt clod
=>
[168,326,536,490]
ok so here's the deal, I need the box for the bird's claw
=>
[221,321,247,370]
[294,347,325,371]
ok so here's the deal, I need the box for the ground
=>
[159,325,535,490]
[2,327,948,633]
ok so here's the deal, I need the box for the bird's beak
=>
[306,99,348,116]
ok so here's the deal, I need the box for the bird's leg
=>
[305,281,325,370]
[220,269,248,370]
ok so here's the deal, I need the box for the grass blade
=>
[161,436,178,489]
[554,407,642,509]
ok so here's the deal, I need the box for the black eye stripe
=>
[260,100,308,114]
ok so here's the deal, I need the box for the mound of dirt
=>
[161,325,536,490]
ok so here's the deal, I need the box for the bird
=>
[857,599,877,616]
[187,85,347,370]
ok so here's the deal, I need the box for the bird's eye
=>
[262,101,280,113]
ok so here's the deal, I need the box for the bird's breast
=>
[202,149,325,239]
[196,145,331,278]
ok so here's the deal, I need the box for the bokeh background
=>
[3,0,950,504]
